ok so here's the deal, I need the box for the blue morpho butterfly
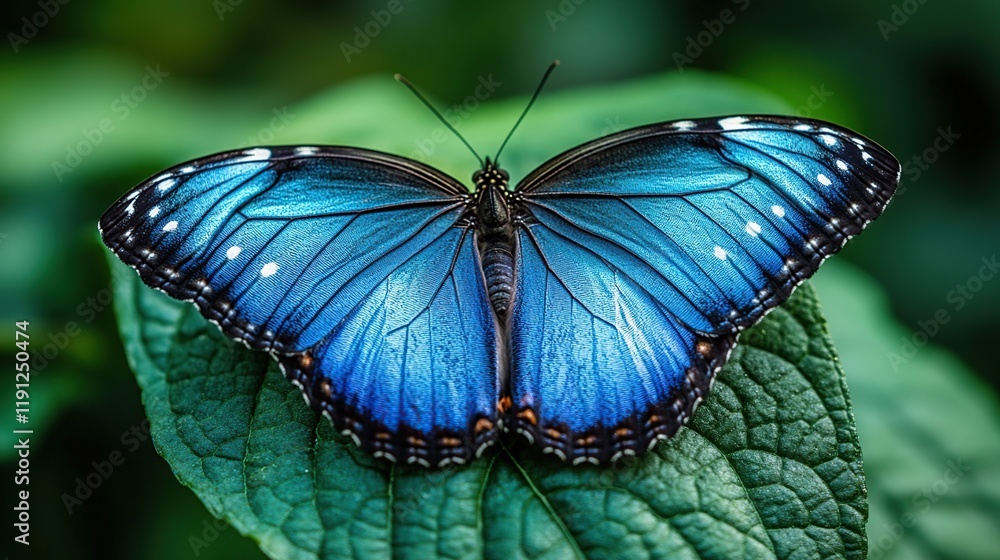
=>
[99,62,900,467]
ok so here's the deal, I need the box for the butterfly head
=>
[474,158,512,230]
[472,157,509,190]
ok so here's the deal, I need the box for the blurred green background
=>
[1,1,998,559]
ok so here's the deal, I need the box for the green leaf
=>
[813,260,1000,560]
[105,71,868,559]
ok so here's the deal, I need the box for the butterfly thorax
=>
[473,159,515,316]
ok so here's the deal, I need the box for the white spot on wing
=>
[714,246,727,260]
[820,134,838,146]
[817,173,832,186]
[162,220,178,232]
[261,262,279,277]
[673,120,696,130]
[836,160,848,171]
[745,221,762,237]
[793,124,813,131]
[126,201,136,215]
[719,116,750,130]
[149,206,160,218]
[180,165,196,174]
[238,148,272,162]
[157,178,177,192]
[862,151,873,162]
[226,246,242,260]
[295,146,318,156]
[771,205,786,218]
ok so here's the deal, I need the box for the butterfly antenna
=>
[394,73,484,166]
[494,59,560,165]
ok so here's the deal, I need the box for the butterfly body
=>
[473,159,516,316]
[101,114,899,467]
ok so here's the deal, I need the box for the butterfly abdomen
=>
[482,240,514,315]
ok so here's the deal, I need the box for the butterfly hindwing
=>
[100,146,503,466]
[508,116,899,462]
[509,223,737,463]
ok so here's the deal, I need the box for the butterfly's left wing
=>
[508,116,899,463]
[100,146,502,467]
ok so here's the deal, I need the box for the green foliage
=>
[97,71,876,558]
[2,2,998,558]
[813,261,1000,560]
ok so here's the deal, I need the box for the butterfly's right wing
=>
[507,116,899,463]
[100,146,502,466]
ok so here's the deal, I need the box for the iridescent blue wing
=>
[100,147,501,467]
[509,116,899,463]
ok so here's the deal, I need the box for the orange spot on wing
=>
[516,408,537,426]
[474,418,494,434]
[497,395,513,413]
